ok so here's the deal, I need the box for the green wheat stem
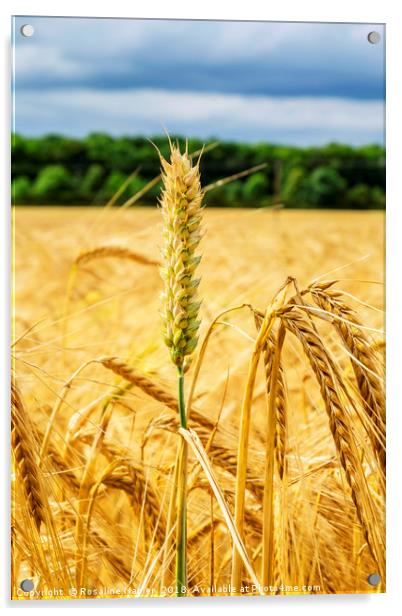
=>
[176,366,188,596]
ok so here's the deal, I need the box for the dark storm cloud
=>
[14,18,385,98]
[12,17,385,144]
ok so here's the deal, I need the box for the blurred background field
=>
[13,206,384,368]
[13,205,385,427]
[12,205,384,596]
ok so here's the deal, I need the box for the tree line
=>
[11,133,385,209]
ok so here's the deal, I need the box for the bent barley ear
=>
[159,144,204,370]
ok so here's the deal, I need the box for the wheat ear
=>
[75,245,160,267]
[100,357,178,408]
[255,317,287,480]
[282,309,384,579]
[261,324,286,586]
[11,382,45,529]
[159,143,203,370]
[310,285,385,472]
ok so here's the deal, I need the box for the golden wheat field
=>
[11,204,385,600]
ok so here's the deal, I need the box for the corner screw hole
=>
[20,24,34,38]
[367,31,380,45]
[367,573,381,586]
[20,579,34,592]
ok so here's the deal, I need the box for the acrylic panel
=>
[11,16,385,600]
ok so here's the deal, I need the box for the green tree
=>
[224,180,244,207]
[80,164,104,201]
[304,166,347,207]
[12,176,31,204]
[347,184,385,210]
[100,170,126,200]
[242,172,270,205]
[281,166,306,207]
[32,165,75,203]
[127,175,149,202]
[370,186,386,209]
[11,132,386,209]
[85,133,115,165]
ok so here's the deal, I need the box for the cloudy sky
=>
[12,17,385,145]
